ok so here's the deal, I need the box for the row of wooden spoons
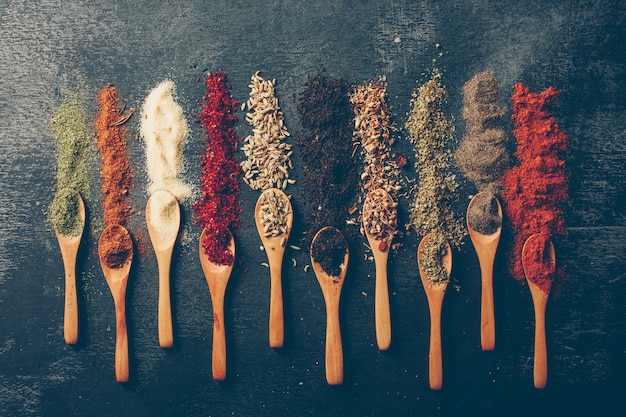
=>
[54,189,554,388]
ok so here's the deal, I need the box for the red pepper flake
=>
[378,240,388,252]
[502,83,568,291]
[192,72,241,266]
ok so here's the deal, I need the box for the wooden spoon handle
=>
[63,260,79,345]
[157,256,174,348]
[480,266,495,351]
[375,260,391,351]
[325,303,343,385]
[269,262,284,348]
[212,306,227,381]
[533,299,548,389]
[114,300,129,383]
[428,304,443,390]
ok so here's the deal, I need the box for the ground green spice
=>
[406,70,465,282]
[49,89,90,237]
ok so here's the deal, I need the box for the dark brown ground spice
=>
[295,74,360,249]
[311,227,348,277]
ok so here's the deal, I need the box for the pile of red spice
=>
[193,72,241,266]
[502,83,568,293]
[95,84,135,268]
[522,233,556,290]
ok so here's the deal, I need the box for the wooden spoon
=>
[522,234,555,389]
[417,232,452,390]
[254,188,293,348]
[53,192,85,345]
[199,227,235,381]
[466,192,502,351]
[146,190,181,348]
[310,226,349,385]
[362,189,396,351]
[98,225,133,383]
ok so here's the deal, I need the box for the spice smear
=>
[405,71,465,283]
[140,80,192,200]
[241,72,294,191]
[193,72,241,266]
[295,74,360,248]
[502,83,568,292]
[49,89,91,236]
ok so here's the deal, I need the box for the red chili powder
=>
[99,225,133,269]
[192,72,241,266]
[522,234,556,291]
[502,83,568,291]
[95,84,134,227]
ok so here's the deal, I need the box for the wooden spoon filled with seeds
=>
[52,190,86,345]
[254,188,293,348]
[466,192,502,351]
[199,227,235,381]
[310,226,349,385]
[362,188,397,351]
[417,232,452,390]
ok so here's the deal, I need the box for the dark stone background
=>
[0,1,624,416]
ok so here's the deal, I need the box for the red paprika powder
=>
[192,72,241,266]
[502,83,568,293]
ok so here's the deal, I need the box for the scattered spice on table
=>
[99,224,133,269]
[502,83,568,292]
[521,233,556,291]
[49,89,91,236]
[241,72,294,191]
[405,70,465,283]
[140,79,192,200]
[349,77,401,196]
[192,72,241,266]
[258,189,291,239]
[95,84,135,228]
[295,74,360,248]
[455,70,509,235]
[311,227,348,278]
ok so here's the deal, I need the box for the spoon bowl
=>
[310,226,349,385]
[254,188,293,348]
[146,190,181,348]
[466,192,502,351]
[362,188,397,351]
[522,233,555,389]
[417,232,452,390]
[199,227,235,381]
[98,224,133,383]
[53,192,85,345]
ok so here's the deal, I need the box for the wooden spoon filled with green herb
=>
[146,190,181,348]
[417,232,452,390]
[254,188,293,349]
[362,188,397,351]
[310,226,349,385]
[51,189,85,345]
[466,192,502,351]
[522,233,555,389]
[98,224,133,383]
[199,227,235,381]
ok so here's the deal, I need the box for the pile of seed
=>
[295,74,360,248]
[362,188,397,250]
[406,71,465,282]
[258,189,291,240]
[349,78,401,196]
[241,72,294,191]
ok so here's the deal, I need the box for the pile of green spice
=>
[405,71,465,283]
[49,89,91,237]
[192,72,241,266]
[295,74,360,248]
[455,70,509,235]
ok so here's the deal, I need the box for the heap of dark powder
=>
[455,70,509,235]
[295,74,360,249]
[311,227,348,277]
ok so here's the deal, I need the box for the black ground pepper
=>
[311,227,348,277]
